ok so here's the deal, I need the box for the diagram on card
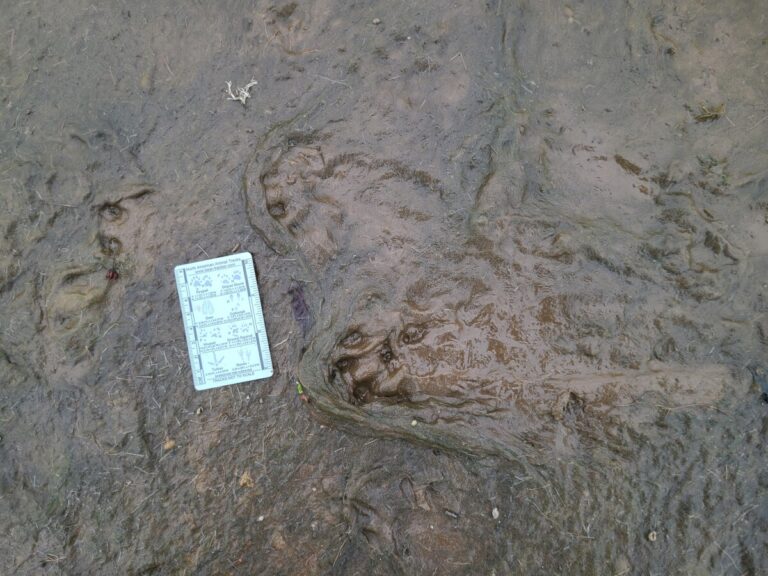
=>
[174,252,273,390]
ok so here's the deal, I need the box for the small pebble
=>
[372,18,381,25]
[647,530,657,542]
[257,515,265,522]
[195,407,204,415]
[411,419,418,427]
[492,507,500,520]
[162,438,176,451]
[239,470,255,488]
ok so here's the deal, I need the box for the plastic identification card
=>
[174,252,273,390]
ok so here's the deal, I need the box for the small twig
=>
[714,541,739,573]
[332,538,348,567]
[101,322,119,338]
[314,74,350,87]
[450,51,467,71]
[749,114,768,132]
[225,78,258,105]
[130,489,159,515]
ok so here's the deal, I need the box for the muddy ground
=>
[1,0,767,574]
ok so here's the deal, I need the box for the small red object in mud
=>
[106,268,119,281]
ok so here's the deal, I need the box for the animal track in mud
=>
[247,140,443,268]
[46,267,109,341]
[330,314,510,408]
[43,186,159,367]
[297,252,738,463]
[331,327,413,405]
[322,277,532,412]
[248,135,740,463]
[94,185,160,278]
[262,2,319,57]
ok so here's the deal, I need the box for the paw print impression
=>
[95,186,159,279]
[254,140,444,270]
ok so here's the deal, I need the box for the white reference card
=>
[174,252,273,390]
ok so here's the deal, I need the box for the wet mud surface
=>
[1,1,767,574]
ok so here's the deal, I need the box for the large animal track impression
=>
[245,136,736,465]
[248,142,443,268]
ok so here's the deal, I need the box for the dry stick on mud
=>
[225,79,258,105]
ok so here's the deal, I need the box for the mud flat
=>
[1,1,766,574]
